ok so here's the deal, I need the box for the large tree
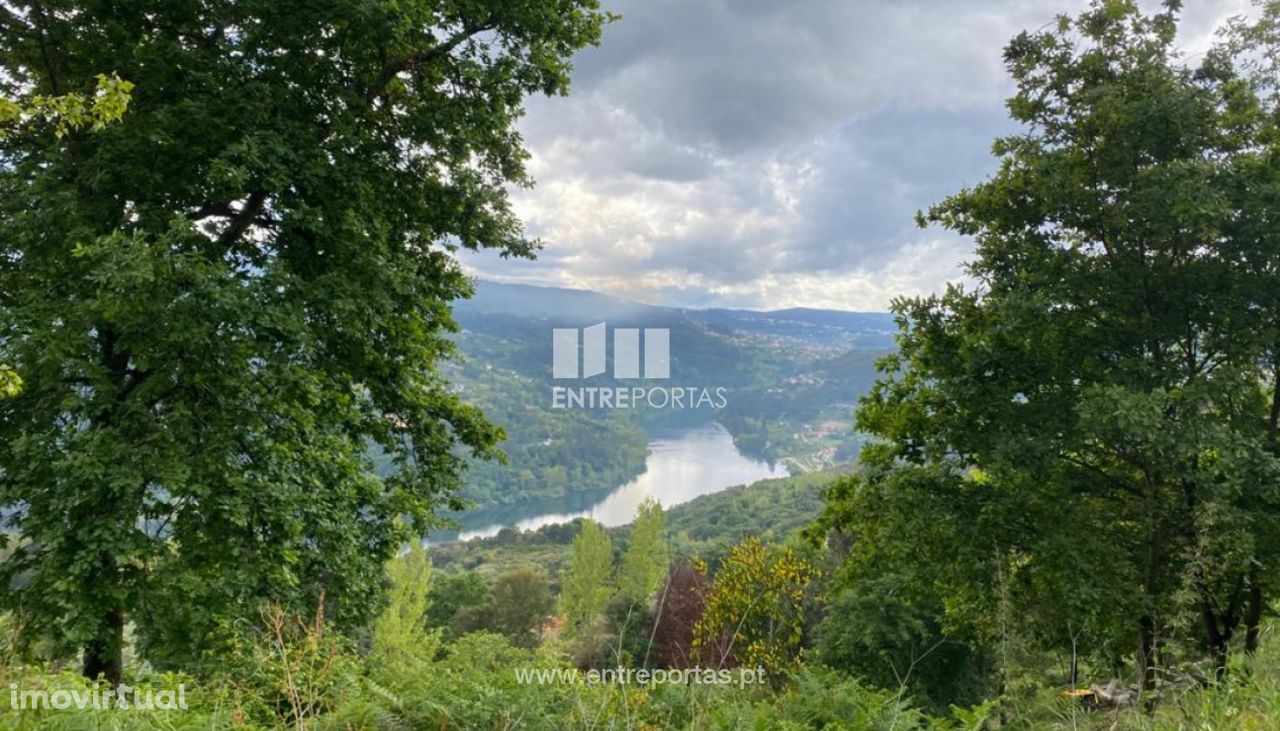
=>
[818,0,1280,687]
[0,0,609,684]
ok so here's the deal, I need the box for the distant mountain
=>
[456,282,667,325]
[684,307,897,349]
[456,282,896,346]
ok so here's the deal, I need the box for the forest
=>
[2,1,1280,729]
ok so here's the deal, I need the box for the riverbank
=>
[428,466,849,578]
[432,421,788,542]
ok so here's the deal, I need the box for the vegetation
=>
[817,0,1280,707]
[6,524,1280,729]
[559,520,615,635]
[2,0,1280,729]
[617,499,668,601]
[489,566,557,650]
[694,537,817,676]
[0,0,608,686]
[0,73,133,140]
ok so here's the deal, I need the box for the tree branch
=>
[0,6,35,38]
[367,22,496,102]
[191,201,279,230]
[28,0,61,93]
[214,190,269,248]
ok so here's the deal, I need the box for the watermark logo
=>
[8,682,188,711]
[550,323,726,409]
[514,665,765,688]
[553,323,668,380]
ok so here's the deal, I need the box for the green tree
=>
[816,572,989,714]
[0,0,609,684]
[559,519,614,633]
[600,593,657,668]
[370,540,437,665]
[694,536,815,676]
[490,565,554,649]
[817,0,1280,685]
[617,498,667,602]
[425,571,492,641]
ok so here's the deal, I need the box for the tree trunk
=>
[1244,577,1263,655]
[82,603,125,686]
[1199,597,1231,682]
[1138,615,1156,692]
[80,329,131,687]
[1211,643,1229,683]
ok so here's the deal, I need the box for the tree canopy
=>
[817,0,1280,684]
[0,0,609,684]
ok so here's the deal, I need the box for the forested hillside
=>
[445,281,893,509]
[428,466,847,578]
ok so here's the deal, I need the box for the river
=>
[442,421,788,542]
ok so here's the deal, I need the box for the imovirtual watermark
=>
[8,682,188,711]
[550,323,727,409]
[514,666,765,688]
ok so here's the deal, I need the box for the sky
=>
[459,0,1255,312]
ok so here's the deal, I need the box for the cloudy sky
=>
[460,0,1254,311]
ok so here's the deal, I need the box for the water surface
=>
[448,421,786,541]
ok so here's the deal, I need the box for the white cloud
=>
[462,0,1260,310]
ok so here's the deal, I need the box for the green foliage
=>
[817,0,1280,690]
[5,580,1280,730]
[559,520,615,634]
[424,570,493,642]
[667,468,848,560]
[223,601,361,728]
[817,576,990,715]
[602,593,659,668]
[489,565,555,649]
[334,631,560,730]
[370,541,438,666]
[695,537,817,675]
[703,667,934,730]
[618,499,668,601]
[0,73,133,139]
[0,365,21,399]
[408,565,548,649]
[0,0,611,682]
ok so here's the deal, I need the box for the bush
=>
[220,600,361,728]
